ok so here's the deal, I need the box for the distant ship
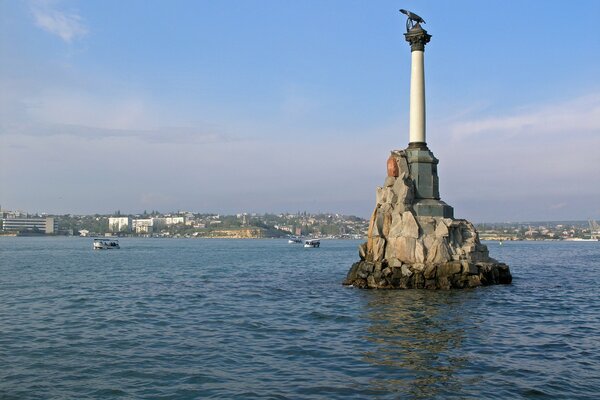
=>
[304,239,320,248]
[93,238,120,249]
[288,237,302,244]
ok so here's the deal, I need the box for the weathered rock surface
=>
[344,150,512,289]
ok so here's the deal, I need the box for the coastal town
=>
[1,207,598,241]
[0,208,368,239]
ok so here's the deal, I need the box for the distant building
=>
[108,217,131,232]
[132,218,153,233]
[2,217,55,234]
[165,216,185,225]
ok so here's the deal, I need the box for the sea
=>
[1,237,599,399]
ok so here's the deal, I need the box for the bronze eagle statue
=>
[400,9,425,31]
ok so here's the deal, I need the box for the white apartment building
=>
[108,217,131,232]
[132,218,153,234]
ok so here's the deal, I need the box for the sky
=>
[1,0,599,222]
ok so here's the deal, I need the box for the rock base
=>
[344,260,512,289]
[345,149,512,290]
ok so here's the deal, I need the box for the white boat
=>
[288,237,302,244]
[304,239,320,248]
[93,238,120,249]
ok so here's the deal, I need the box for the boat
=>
[304,239,320,248]
[93,238,120,249]
[564,238,599,242]
[288,237,302,244]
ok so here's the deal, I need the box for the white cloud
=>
[447,93,600,141]
[29,0,88,43]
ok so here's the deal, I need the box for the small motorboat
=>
[93,238,120,250]
[288,237,302,244]
[304,239,320,248]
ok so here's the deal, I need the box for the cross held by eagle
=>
[400,9,425,32]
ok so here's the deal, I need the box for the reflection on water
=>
[362,290,479,398]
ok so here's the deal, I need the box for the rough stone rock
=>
[435,220,449,237]
[358,242,367,260]
[386,236,417,263]
[401,211,420,238]
[344,150,511,290]
[388,212,404,237]
[392,178,413,204]
[415,240,426,263]
[426,238,451,264]
[462,261,478,275]
[423,263,437,279]
[375,187,385,205]
[384,176,395,187]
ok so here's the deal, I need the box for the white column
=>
[409,50,425,144]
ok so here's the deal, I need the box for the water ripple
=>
[1,238,599,399]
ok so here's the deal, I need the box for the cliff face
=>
[344,150,511,289]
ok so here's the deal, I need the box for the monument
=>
[343,10,512,289]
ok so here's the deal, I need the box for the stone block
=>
[401,265,413,277]
[384,176,396,187]
[395,237,412,263]
[371,237,386,262]
[382,187,396,204]
[367,275,377,288]
[437,276,451,290]
[427,238,451,264]
[423,264,437,279]
[388,212,404,238]
[344,262,361,283]
[401,211,420,238]
[382,213,392,237]
[389,258,402,268]
[358,242,367,260]
[366,207,377,238]
[375,187,385,204]
[435,220,449,237]
[462,261,478,275]
[438,261,462,277]
[468,275,482,287]
[392,178,413,204]
[415,240,426,263]
[374,262,382,273]
[397,155,410,179]
[413,273,425,288]
[357,262,374,278]
[411,263,425,272]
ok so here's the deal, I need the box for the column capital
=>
[404,25,431,52]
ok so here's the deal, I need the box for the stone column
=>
[402,24,453,218]
[404,25,431,149]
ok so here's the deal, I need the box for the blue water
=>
[1,238,599,399]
